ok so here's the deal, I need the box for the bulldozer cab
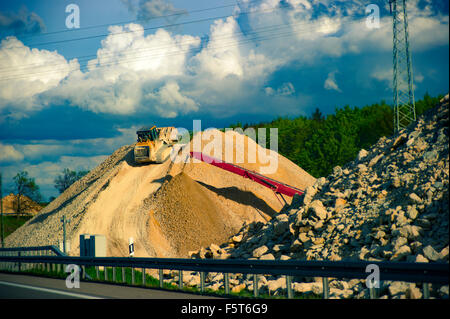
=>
[134,125,178,164]
[137,126,158,142]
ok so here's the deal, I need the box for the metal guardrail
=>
[0,245,65,256]
[0,246,66,274]
[0,246,448,299]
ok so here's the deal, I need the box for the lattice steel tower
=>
[389,0,416,132]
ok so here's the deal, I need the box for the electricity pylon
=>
[389,0,416,133]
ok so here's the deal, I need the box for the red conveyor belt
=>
[189,151,304,197]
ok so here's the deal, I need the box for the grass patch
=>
[1,264,320,299]
[82,267,323,299]
[1,215,33,238]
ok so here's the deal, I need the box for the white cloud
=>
[145,80,198,118]
[324,71,341,92]
[121,0,187,23]
[4,154,108,197]
[47,24,200,115]
[371,67,424,90]
[415,73,424,83]
[0,0,447,118]
[0,37,78,114]
[265,82,295,96]
[0,142,24,162]
[194,17,256,80]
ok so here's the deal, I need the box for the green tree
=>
[54,168,88,194]
[227,92,444,179]
[12,171,41,217]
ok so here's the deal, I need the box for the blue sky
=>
[0,0,448,199]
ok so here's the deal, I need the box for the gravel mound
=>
[5,130,316,258]
[148,172,237,257]
[189,94,449,299]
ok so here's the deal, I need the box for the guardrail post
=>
[132,267,135,285]
[159,269,164,288]
[18,251,21,272]
[322,277,329,299]
[122,267,125,283]
[224,273,230,295]
[286,275,293,299]
[96,266,99,279]
[200,272,205,293]
[112,267,116,282]
[104,266,108,281]
[253,274,259,298]
[369,287,376,299]
[142,268,145,286]
[179,270,183,289]
[82,265,86,280]
[423,283,430,299]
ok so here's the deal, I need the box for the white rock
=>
[388,281,409,296]
[260,253,275,260]
[267,277,286,292]
[253,246,269,258]
[357,149,369,161]
[309,200,327,220]
[299,232,309,243]
[293,282,313,293]
[406,286,422,299]
[391,245,412,261]
[422,245,440,261]
[409,193,422,203]
[232,234,243,243]
[415,254,428,263]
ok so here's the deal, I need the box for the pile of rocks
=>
[184,94,449,299]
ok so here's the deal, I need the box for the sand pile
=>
[148,173,238,257]
[5,129,316,258]
[170,129,316,220]
[1,194,42,215]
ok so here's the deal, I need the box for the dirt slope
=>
[1,194,42,216]
[5,130,316,258]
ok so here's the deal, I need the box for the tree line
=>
[230,92,444,178]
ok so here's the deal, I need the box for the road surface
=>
[0,272,220,299]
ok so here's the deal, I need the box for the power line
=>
[16,0,263,40]
[0,18,362,82]
[0,19,293,74]
[0,18,362,81]
[0,19,318,76]
[4,2,291,50]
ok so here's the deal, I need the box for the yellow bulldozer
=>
[133,126,178,164]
